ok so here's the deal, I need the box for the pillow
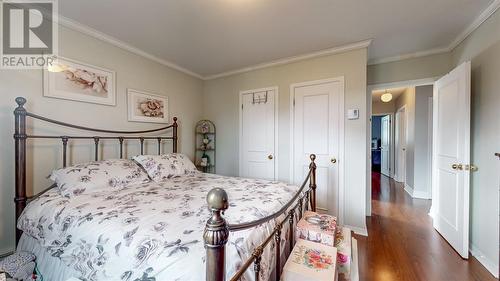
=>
[50,159,150,198]
[133,153,197,182]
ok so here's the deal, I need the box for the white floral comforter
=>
[18,172,299,281]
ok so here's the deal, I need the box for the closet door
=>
[240,89,276,180]
[292,80,343,216]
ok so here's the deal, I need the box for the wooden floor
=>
[353,172,498,281]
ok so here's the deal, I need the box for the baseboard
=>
[345,224,368,236]
[404,184,414,197]
[0,247,15,258]
[412,190,431,199]
[469,243,499,278]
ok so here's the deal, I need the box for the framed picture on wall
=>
[43,57,116,106]
[127,89,169,123]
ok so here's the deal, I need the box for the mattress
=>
[17,172,299,281]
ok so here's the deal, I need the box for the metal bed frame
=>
[13,97,318,281]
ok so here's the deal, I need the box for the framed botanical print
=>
[43,57,116,106]
[127,89,169,123]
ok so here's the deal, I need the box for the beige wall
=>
[368,52,451,85]
[372,100,395,114]
[451,9,500,275]
[203,49,369,232]
[0,25,204,253]
[413,85,433,199]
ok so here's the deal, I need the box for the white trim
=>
[289,77,345,225]
[368,77,438,89]
[368,47,450,65]
[58,16,204,79]
[413,190,431,199]
[470,243,500,278]
[238,87,279,180]
[345,225,368,237]
[205,40,372,80]
[449,0,500,51]
[404,183,414,197]
[368,0,500,65]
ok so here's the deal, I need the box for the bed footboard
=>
[204,154,317,281]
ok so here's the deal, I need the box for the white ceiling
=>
[372,87,407,102]
[59,0,495,77]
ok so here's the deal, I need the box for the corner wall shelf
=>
[195,120,216,173]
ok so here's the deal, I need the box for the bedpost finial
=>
[310,154,316,162]
[173,116,178,123]
[207,188,228,211]
[15,97,26,107]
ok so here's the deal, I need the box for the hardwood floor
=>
[353,172,498,281]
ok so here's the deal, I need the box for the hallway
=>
[354,172,497,281]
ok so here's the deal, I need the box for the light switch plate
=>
[347,109,359,120]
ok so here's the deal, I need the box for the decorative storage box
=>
[335,226,352,278]
[296,211,337,247]
[282,239,337,281]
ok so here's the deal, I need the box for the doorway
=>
[368,82,435,216]
[371,114,392,177]
[239,87,278,180]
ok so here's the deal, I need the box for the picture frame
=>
[127,89,169,123]
[43,57,116,106]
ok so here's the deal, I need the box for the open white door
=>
[380,115,391,177]
[240,89,276,180]
[432,61,471,258]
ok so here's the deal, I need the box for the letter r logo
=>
[2,1,55,54]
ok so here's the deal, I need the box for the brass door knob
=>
[268,154,273,160]
[331,158,337,164]
[465,164,478,171]
[452,164,463,170]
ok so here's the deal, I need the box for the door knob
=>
[268,154,273,160]
[331,158,337,164]
[464,164,478,171]
[452,164,463,170]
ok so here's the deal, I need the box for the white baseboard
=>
[469,243,499,278]
[404,184,414,197]
[412,190,431,199]
[0,247,15,258]
[345,225,368,236]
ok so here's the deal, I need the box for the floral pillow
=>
[50,159,150,198]
[133,153,197,182]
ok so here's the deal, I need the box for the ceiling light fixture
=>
[381,90,392,103]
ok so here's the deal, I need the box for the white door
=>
[240,89,276,180]
[292,80,343,216]
[432,61,471,258]
[380,115,391,177]
[395,107,407,183]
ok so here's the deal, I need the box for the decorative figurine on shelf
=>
[200,136,211,150]
[200,153,210,167]
[200,121,210,133]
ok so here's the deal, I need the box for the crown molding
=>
[368,0,500,66]
[367,47,450,65]
[204,39,372,80]
[448,0,500,50]
[58,16,204,79]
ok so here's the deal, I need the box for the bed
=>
[13,97,318,281]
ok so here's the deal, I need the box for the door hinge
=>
[293,99,295,106]
[241,104,243,110]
